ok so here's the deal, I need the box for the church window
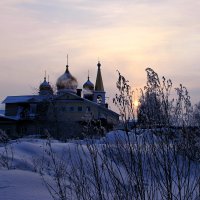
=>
[6,129,11,135]
[86,106,91,112]
[97,95,102,104]
[70,106,74,111]
[62,107,66,111]
[78,106,82,112]
[30,104,37,114]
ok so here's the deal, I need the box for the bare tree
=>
[39,68,200,200]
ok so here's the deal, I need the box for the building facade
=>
[0,61,119,139]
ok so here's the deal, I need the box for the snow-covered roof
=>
[0,110,5,116]
[2,95,48,104]
[0,115,19,121]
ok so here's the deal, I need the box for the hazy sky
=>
[0,0,200,109]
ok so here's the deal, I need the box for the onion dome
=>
[83,74,94,91]
[56,64,78,93]
[83,73,94,101]
[39,77,53,95]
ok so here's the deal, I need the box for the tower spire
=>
[44,70,47,81]
[66,54,69,72]
[88,70,90,80]
[95,61,104,91]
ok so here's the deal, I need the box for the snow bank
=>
[0,170,52,200]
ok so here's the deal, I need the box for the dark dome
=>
[39,77,53,95]
[83,78,94,91]
[56,65,78,93]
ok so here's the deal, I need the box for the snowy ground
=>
[0,138,54,200]
[0,131,145,200]
[0,135,110,200]
[0,130,200,200]
[0,169,51,200]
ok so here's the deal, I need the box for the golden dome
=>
[56,65,78,93]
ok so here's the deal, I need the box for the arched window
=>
[97,95,102,104]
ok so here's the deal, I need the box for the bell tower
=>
[93,61,106,105]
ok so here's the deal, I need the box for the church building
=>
[0,61,119,139]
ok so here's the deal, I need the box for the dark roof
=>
[2,95,48,104]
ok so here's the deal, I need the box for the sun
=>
[134,100,139,107]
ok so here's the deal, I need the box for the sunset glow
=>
[0,1,200,109]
